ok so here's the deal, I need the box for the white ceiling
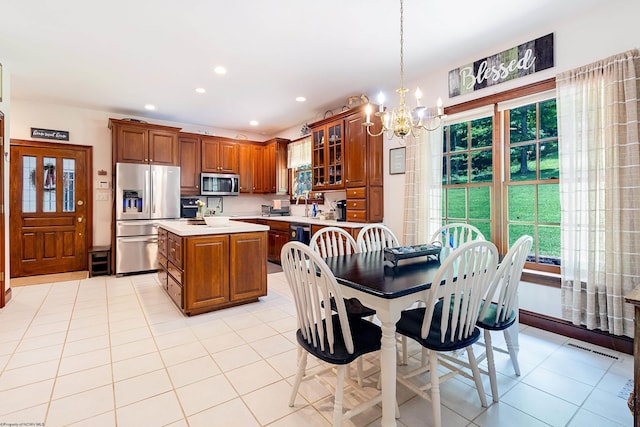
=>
[0,0,608,137]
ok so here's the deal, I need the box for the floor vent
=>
[567,342,619,360]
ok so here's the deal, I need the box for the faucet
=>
[296,191,310,217]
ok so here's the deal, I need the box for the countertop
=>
[232,215,373,229]
[157,219,269,237]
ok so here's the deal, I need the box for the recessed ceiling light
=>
[144,104,156,111]
[195,87,206,94]
[296,96,307,102]
[249,120,259,126]
[214,66,227,75]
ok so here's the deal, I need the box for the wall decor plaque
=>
[31,128,70,141]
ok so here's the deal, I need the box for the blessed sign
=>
[31,128,70,141]
[448,33,554,97]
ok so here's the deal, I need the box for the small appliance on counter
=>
[261,199,291,216]
[334,199,347,222]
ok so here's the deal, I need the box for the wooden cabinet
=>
[201,137,239,173]
[266,220,290,263]
[109,118,180,165]
[239,139,289,194]
[179,133,201,195]
[309,105,384,222]
[159,228,267,316]
[312,119,344,190]
[230,232,267,300]
[311,224,362,241]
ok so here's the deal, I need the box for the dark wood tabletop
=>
[324,250,443,299]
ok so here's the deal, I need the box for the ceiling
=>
[0,0,608,137]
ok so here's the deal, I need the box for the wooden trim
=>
[0,111,4,308]
[4,287,11,305]
[520,309,633,355]
[521,270,561,287]
[108,118,181,132]
[444,77,556,116]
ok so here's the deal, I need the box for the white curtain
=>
[402,128,443,245]
[557,49,640,337]
[287,137,311,169]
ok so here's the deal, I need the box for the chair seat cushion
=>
[396,301,481,352]
[328,297,376,318]
[476,301,517,331]
[297,314,382,365]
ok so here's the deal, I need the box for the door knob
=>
[77,200,84,206]
[77,217,83,223]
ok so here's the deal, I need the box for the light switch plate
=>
[96,193,109,201]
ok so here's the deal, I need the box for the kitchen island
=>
[157,220,269,316]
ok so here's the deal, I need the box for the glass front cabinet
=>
[312,119,343,190]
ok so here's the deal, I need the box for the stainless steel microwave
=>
[200,173,240,196]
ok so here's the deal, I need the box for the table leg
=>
[377,310,399,427]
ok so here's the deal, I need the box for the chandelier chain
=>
[399,0,404,91]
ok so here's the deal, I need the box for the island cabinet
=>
[201,136,239,174]
[309,105,384,223]
[109,118,180,166]
[178,133,202,195]
[158,226,267,316]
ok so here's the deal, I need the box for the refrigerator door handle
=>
[144,169,150,216]
[151,169,157,215]
[118,237,158,244]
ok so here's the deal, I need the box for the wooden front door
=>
[10,140,92,277]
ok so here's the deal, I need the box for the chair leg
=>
[334,365,346,427]
[428,350,442,427]
[357,358,364,387]
[401,336,408,365]
[466,346,488,408]
[503,325,521,376]
[483,329,499,403]
[289,351,308,406]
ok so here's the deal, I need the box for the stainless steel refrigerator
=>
[115,163,180,275]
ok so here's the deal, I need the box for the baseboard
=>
[4,287,11,306]
[519,309,633,355]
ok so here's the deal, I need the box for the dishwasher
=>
[289,223,311,245]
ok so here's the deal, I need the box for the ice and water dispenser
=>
[122,190,143,214]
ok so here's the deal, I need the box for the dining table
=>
[324,249,446,427]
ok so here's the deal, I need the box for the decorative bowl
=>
[204,216,230,227]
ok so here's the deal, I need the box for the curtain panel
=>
[557,49,640,337]
[402,129,443,246]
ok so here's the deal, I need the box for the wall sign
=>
[448,33,554,98]
[31,127,70,141]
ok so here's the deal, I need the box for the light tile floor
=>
[0,271,633,426]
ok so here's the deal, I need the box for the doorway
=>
[0,112,5,306]
[10,140,92,277]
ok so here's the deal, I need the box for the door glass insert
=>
[43,157,56,212]
[23,156,36,213]
[63,158,76,212]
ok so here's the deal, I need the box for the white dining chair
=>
[476,234,533,402]
[309,226,374,385]
[395,240,498,427]
[281,241,383,426]
[430,223,485,249]
[356,224,400,253]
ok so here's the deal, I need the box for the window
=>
[441,82,559,274]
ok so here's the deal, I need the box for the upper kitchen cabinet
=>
[309,105,384,223]
[178,132,202,195]
[264,138,289,194]
[201,136,239,174]
[109,118,180,166]
[238,138,289,194]
[311,119,343,190]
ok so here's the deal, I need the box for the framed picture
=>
[389,147,406,175]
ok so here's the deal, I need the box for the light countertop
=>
[157,219,269,237]
[231,215,373,228]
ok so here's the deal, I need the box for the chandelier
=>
[363,0,445,139]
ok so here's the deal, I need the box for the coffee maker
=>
[335,200,347,222]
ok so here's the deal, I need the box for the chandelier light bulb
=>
[415,87,423,107]
[365,104,372,123]
[377,92,385,112]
